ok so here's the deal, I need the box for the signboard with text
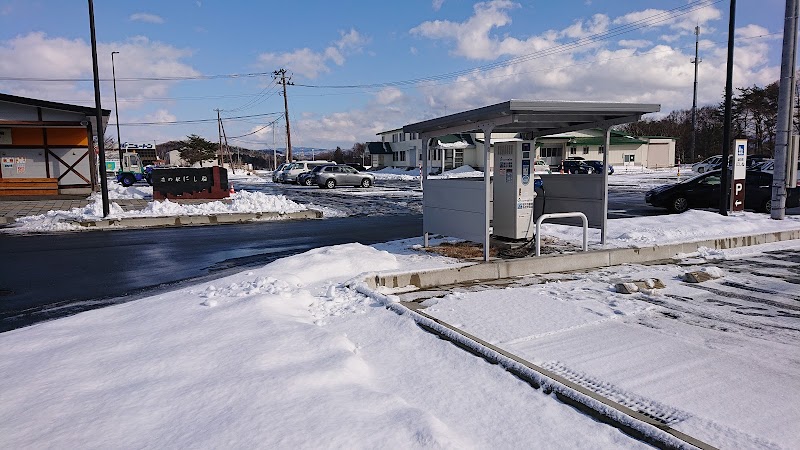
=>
[731,139,748,212]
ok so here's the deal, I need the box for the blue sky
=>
[0,0,788,150]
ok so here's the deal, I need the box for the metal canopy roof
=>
[403,100,660,138]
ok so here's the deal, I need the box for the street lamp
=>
[111,51,123,162]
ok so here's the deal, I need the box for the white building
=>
[366,128,676,172]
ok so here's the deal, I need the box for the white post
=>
[482,126,494,261]
[602,127,611,245]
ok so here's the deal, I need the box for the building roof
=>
[366,142,393,154]
[403,100,660,138]
[0,92,110,116]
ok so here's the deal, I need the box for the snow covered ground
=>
[1,210,799,448]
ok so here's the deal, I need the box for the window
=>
[400,152,406,161]
[598,146,605,154]
[624,154,636,163]
[400,133,406,142]
[583,146,590,154]
[393,152,399,161]
[541,147,563,158]
[569,147,577,155]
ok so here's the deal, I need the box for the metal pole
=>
[482,126,494,262]
[87,0,109,217]
[772,0,799,219]
[602,127,610,245]
[719,0,736,216]
[691,26,701,163]
[111,51,122,162]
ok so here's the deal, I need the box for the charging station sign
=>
[731,139,748,212]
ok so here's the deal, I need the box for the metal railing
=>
[535,212,589,256]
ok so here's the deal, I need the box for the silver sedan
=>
[314,165,375,188]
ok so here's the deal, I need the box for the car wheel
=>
[670,196,689,213]
[360,178,372,188]
[303,178,313,186]
[763,199,772,214]
[120,174,136,187]
[697,167,705,173]
[325,179,336,189]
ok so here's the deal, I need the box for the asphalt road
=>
[0,214,422,332]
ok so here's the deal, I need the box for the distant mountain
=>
[256,147,333,159]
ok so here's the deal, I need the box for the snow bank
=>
[5,190,308,233]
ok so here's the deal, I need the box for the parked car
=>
[755,159,800,187]
[562,159,595,174]
[533,159,551,174]
[585,160,614,175]
[279,160,335,183]
[345,163,368,172]
[315,165,375,188]
[691,155,722,173]
[645,169,800,213]
[272,163,287,182]
[297,164,335,186]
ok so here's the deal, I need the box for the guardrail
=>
[535,212,589,256]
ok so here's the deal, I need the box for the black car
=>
[645,169,800,213]
[585,160,614,175]
[562,159,595,174]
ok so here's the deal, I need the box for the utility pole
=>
[87,0,109,217]
[690,26,702,163]
[719,0,736,216]
[216,109,223,166]
[772,0,799,220]
[273,69,293,162]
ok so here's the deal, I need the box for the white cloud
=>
[375,87,404,105]
[410,0,565,61]
[257,29,367,79]
[613,4,721,36]
[410,46,418,55]
[618,39,652,48]
[432,0,445,11]
[0,32,199,114]
[129,13,165,24]
[561,14,610,39]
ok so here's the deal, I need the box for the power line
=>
[227,114,284,139]
[118,111,282,126]
[0,71,273,82]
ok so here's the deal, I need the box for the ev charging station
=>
[405,100,661,261]
[493,141,538,240]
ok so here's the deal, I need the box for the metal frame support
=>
[482,124,494,261]
[422,137,429,248]
[535,212,589,256]
[602,127,611,245]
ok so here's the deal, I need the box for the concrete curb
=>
[74,209,322,229]
[366,228,800,290]
[0,216,13,225]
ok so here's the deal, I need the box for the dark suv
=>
[562,160,595,174]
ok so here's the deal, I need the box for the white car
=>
[533,159,551,174]
[691,155,722,174]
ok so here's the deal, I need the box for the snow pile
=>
[436,165,483,178]
[102,181,152,199]
[0,243,646,449]
[371,167,420,181]
[540,209,800,248]
[6,190,308,232]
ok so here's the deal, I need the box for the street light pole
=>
[111,51,122,162]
